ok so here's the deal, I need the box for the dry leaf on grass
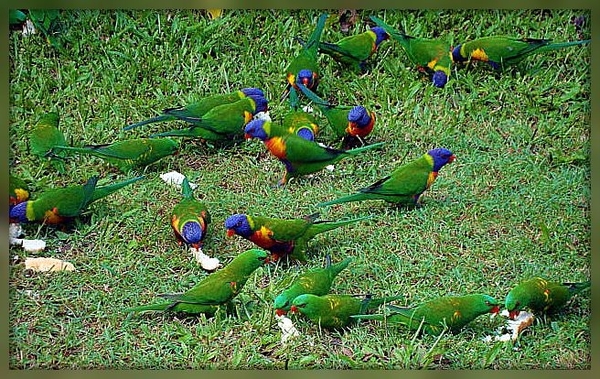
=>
[25,257,75,272]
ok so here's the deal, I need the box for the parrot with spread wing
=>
[370,15,452,88]
[47,138,179,173]
[29,111,68,172]
[298,83,376,145]
[318,148,455,207]
[9,175,144,225]
[171,177,211,249]
[9,175,30,207]
[504,277,590,320]
[224,213,371,262]
[451,36,591,70]
[283,13,328,101]
[149,95,268,142]
[244,119,384,186]
[291,293,403,330]
[312,26,389,72]
[274,256,352,315]
[123,87,265,131]
[282,109,320,142]
[125,248,269,316]
[352,294,500,336]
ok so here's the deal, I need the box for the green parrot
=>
[290,293,404,330]
[29,111,68,172]
[9,9,27,27]
[123,87,265,131]
[274,256,353,315]
[370,16,452,88]
[224,212,371,262]
[244,119,384,186]
[9,174,30,207]
[318,148,455,207]
[171,177,211,249]
[125,248,269,316]
[504,277,591,319]
[298,83,376,144]
[352,294,501,336]
[282,109,320,142]
[451,36,591,70]
[311,26,390,72]
[284,13,328,101]
[9,175,144,225]
[149,96,268,142]
[47,138,179,173]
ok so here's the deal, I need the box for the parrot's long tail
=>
[123,115,172,131]
[296,82,331,107]
[538,39,591,52]
[308,215,372,238]
[91,175,145,202]
[304,13,329,55]
[317,192,370,207]
[343,141,385,155]
[329,257,353,275]
[181,177,194,199]
[565,280,591,295]
[124,302,171,313]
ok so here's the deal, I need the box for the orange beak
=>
[449,154,457,163]
[508,309,520,320]
[226,229,235,237]
[275,309,287,316]
[290,305,299,314]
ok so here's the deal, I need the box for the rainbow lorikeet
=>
[282,109,320,142]
[123,87,265,131]
[9,175,30,207]
[171,177,211,249]
[125,248,269,316]
[451,36,591,70]
[298,83,376,144]
[370,16,452,88]
[47,138,179,173]
[352,294,501,336]
[290,293,403,330]
[318,148,455,207]
[274,256,353,315]
[312,26,389,72]
[244,119,384,186]
[224,213,371,262]
[9,175,144,225]
[149,95,268,142]
[284,13,328,100]
[504,277,590,320]
[29,111,68,172]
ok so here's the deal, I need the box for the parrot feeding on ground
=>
[311,26,389,72]
[284,13,329,102]
[504,276,591,320]
[224,213,371,262]
[171,177,211,249]
[9,175,30,207]
[450,36,591,70]
[370,16,452,88]
[125,248,269,316]
[290,293,404,330]
[47,138,179,173]
[282,109,320,141]
[274,256,353,315]
[149,96,268,142]
[244,119,384,186]
[352,294,500,336]
[123,87,265,131]
[318,148,455,207]
[9,175,144,224]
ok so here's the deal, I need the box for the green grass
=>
[9,9,590,369]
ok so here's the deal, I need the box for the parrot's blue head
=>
[370,26,389,46]
[297,69,317,89]
[450,45,466,63]
[9,201,28,223]
[432,70,448,88]
[295,127,315,142]
[181,221,203,245]
[347,106,371,126]
[241,87,265,98]
[225,214,252,238]
[249,94,269,114]
[428,148,456,172]
[244,119,269,141]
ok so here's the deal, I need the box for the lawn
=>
[8,9,590,369]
